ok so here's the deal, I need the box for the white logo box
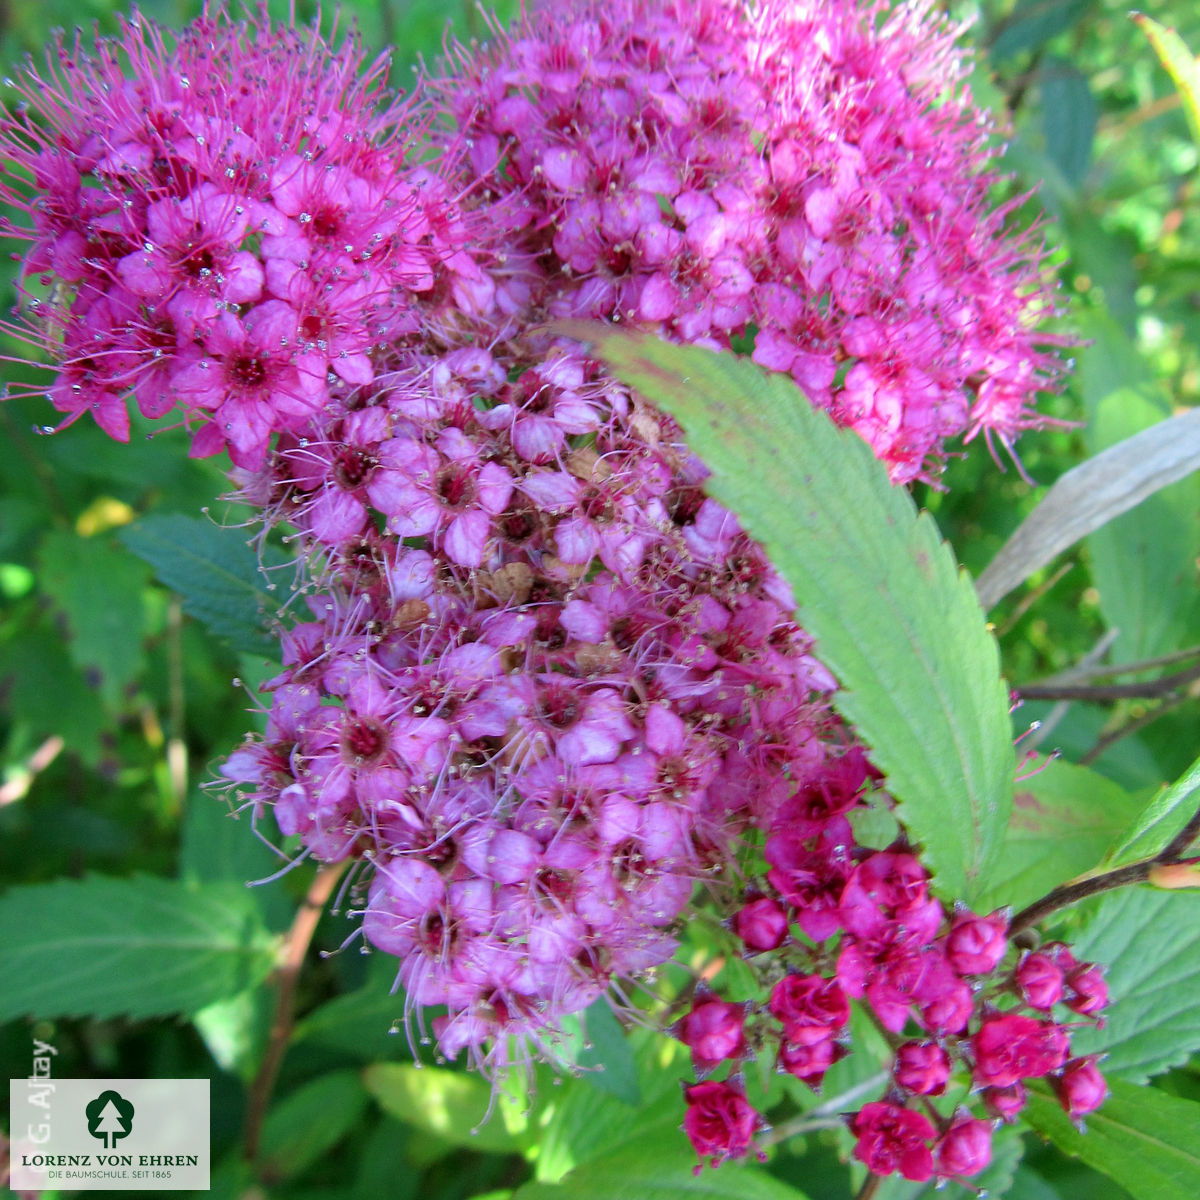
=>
[9,1078,209,1191]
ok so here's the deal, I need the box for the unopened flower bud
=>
[982,1083,1027,1123]
[768,973,849,1045]
[1056,1058,1108,1120]
[1065,963,1108,1017]
[850,1102,936,1182]
[972,1014,1069,1087]
[674,995,748,1073]
[683,1079,760,1170]
[777,1033,842,1089]
[1016,951,1064,1010]
[893,1040,952,1095]
[732,894,789,953]
[946,909,1008,975]
[935,1115,992,1178]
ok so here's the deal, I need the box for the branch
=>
[1011,798,1200,935]
[243,860,348,1164]
[1016,659,1200,702]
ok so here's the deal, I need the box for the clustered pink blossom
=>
[0,8,481,468]
[674,751,1110,1178]
[435,0,1065,482]
[1,0,1104,1180]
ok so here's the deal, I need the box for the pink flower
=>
[674,995,748,1073]
[851,1102,936,1182]
[972,1014,1069,1088]
[682,1080,760,1170]
[935,1115,993,1179]
[768,974,849,1046]
[367,430,514,567]
[1056,1058,1108,1120]
[893,1041,952,1096]
[732,895,789,953]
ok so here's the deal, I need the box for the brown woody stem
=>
[243,860,348,1164]
[1011,799,1200,935]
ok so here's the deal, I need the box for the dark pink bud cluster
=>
[0,9,478,467]
[672,780,1110,1175]
[435,0,1066,482]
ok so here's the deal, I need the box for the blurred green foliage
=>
[2,1,1199,1197]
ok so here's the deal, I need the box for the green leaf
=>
[514,1130,809,1200]
[988,0,1091,61]
[1042,60,1097,188]
[293,955,412,1061]
[192,987,272,1082]
[258,1070,370,1181]
[1007,1164,1066,1200]
[36,530,150,708]
[1081,321,1200,663]
[559,1001,641,1107]
[363,1063,529,1155]
[1104,753,1200,870]
[969,345,1200,619]
[120,513,283,654]
[179,788,294,931]
[533,1028,685,1182]
[1133,13,1200,151]
[0,620,108,763]
[973,760,1146,913]
[1023,1079,1200,1200]
[0,874,279,1021]
[577,331,1013,900]
[1066,888,1200,1082]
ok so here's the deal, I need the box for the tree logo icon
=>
[85,1090,135,1149]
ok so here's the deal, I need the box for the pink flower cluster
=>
[0,8,480,468]
[435,0,1064,481]
[0,1,1100,1159]
[673,753,1109,1179]
[221,328,836,1068]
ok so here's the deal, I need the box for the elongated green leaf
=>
[1081,319,1200,663]
[1104,753,1200,870]
[0,874,279,1020]
[1042,59,1097,188]
[973,760,1146,913]
[36,530,150,707]
[363,1063,529,1154]
[1066,888,1200,1081]
[258,1070,370,1181]
[1133,13,1200,150]
[120,513,283,654]
[1023,1079,1200,1200]
[514,1130,809,1200]
[578,331,1013,899]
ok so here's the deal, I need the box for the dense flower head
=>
[221,326,839,1071]
[434,0,1066,482]
[1,0,1109,1164]
[0,5,481,466]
